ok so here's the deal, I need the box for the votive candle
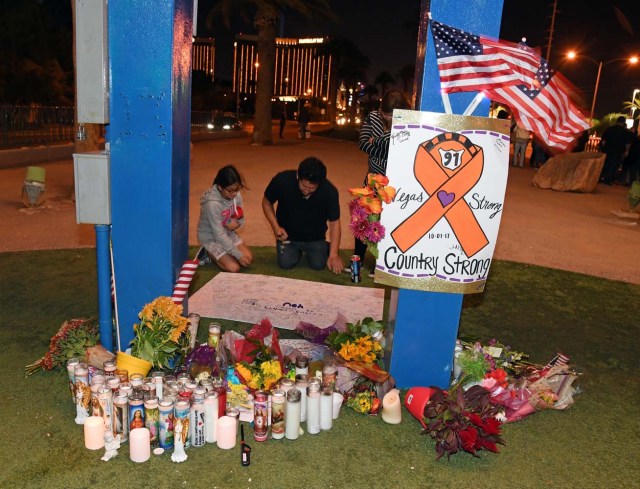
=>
[84,416,105,450]
[129,427,151,463]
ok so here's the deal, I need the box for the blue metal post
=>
[95,224,113,353]
[108,0,192,350]
[388,0,504,388]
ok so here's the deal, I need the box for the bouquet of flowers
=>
[130,296,191,370]
[422,384,505,460]
[228,318,285,392]
[454,339,580,423]
[346,389,381,415]
[347,173,396,258]
[26,318,100,376]
[455,338,530,382]
[325,317,389,383]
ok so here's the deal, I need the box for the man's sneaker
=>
[368,270,375,279]
[343,266,352,274]
[196,246,211,266]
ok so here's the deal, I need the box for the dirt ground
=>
[1,124,638,284]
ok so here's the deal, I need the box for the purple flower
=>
[349,204,369,224]
[349,219,369,241]
[364,220,385,244]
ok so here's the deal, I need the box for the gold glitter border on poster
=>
[374,271,486,294]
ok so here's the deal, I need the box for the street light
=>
[566,51,638,123]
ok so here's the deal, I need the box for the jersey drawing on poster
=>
[374,110,510,294]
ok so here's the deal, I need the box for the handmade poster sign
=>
[375,110,510,294]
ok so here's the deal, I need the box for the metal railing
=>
[0,106,240,148]
[0,105,75,149]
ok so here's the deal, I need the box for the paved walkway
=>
[1,123,638,284]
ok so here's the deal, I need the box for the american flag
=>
[431,20,541,93]
[431,20,590,150]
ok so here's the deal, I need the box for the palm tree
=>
[315,37,369,127]
[207,1,335,145]
[623,95,640,119]
[374,71,395,96]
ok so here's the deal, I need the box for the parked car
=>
[206,115,242,131]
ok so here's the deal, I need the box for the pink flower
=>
[364,220,385,244]
[349,219,369,241]
[349,203,370,224]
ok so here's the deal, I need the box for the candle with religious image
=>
[128,392,145,431]
[144,397,160,448]
[253,390,269,442]
[158,399,175,450]
[174,399,191,448]
[97,386,113,432]
[270,390,286,439]
[112,394,129,442]
[66,358,79,403]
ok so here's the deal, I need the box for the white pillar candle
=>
[216,416,237,449]
[284,389,301,440]
[84,416,105,450]
[204,392,218,443]
[320,388,333,431]
[306,389,321,435]
[381,388,402,424]
[129,427,151,463]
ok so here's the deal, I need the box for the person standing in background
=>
[512,122,531,168]
[600,116,632,185]
[346,90,410,278]
[279,106,286,139]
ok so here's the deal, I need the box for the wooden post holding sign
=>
[378,1,507,388]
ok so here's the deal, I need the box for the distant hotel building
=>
[232,34,332,101]
[192,37,216,79]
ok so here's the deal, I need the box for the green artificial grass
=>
[1,248,639,489]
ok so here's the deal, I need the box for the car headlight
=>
[206,123,214,130]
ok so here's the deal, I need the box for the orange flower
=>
[358,195,382,214]
[349,186,374,198]
[368,173,389,187]
[377,185,396,204]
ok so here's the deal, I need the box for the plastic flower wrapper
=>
[295,313,348,345]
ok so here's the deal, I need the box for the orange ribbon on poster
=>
[391,132,489,258]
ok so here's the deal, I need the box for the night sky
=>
[199,0,640,118]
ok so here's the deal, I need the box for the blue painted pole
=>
[95,224,113,353]
[388,0,505,389]
[108,0,192,350]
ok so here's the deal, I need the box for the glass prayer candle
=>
[285,389,301,440]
